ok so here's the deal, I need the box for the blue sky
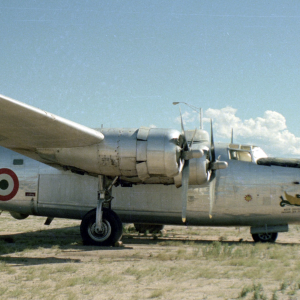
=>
[1,1,300,156]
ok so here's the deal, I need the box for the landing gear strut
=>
[80,175,122,246]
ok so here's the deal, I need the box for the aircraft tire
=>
[252,232,278,243]
[80,208,122,246]
[134,223,164,234]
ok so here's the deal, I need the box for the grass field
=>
[1,211,300,299]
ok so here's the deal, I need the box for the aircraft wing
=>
[0,94,104,152]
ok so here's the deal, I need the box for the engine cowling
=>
[37,127,210,186]
[97,127,182,180]
[39,127,181,180]
[174,147,209,187]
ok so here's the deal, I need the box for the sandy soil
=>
[1,212,300,300]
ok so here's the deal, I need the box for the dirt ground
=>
[1,212,300,300]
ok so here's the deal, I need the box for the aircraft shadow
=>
[0,227,253,251]
[122,233,300,246]
[0,256,80,265]
[0,226,80,265]
[122,234,255,246]
[0,226,133,263]
[0,226,297,266]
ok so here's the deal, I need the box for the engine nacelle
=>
[37,127,210,186]
[189,154,209,185]
[97,127,182,180]
[174,149,209,187]
[39,127,182,181]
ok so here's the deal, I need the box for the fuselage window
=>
[13,159,24,165]
[230,150,238,160]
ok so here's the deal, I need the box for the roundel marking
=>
[0,169,19,201]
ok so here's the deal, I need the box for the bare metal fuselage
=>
[1,144,299,229]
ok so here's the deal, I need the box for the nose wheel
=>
[80,208,123,246]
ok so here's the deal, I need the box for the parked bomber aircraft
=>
[0,94,300,245]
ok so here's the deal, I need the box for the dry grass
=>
[1,212,300,299]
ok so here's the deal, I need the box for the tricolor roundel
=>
[0,168,19,201]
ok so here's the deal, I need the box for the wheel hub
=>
[258,233,272,241]
[89,220,112,242]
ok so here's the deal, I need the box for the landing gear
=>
[252,232,278,243]
[81,175,122,246]
[80,208,123,246]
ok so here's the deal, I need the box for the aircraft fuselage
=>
[1,144,299,232]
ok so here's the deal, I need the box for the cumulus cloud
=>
[175,111,198,126]
[204,107,300,157]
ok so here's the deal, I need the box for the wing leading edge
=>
[0,94,104,152]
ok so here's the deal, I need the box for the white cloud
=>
[204,107,300,157]
[175,111,198,126]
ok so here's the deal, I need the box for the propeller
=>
[178,109,203,223]
[176,111,227,223]
[208,120,228,218]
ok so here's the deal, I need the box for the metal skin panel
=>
[97,128,138,176]
[37,173,98,218]
[136,162,150,181]
[97,128,121,176]
[185,129,209,143]
[0,94,104,150]
[137,127,150,141]
[146,128,181,177]
[188,154,208,185]
[118,129,138,176]
[136,140,147,161]
[41,145,100,174]
[2,143,300,229]
[40,128,183,181]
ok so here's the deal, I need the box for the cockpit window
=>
[228,144,267,163]
[229,150,252,162]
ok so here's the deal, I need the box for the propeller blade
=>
[209,172,216,219]
[189,128,197,148]
[179,108,185,134]
[209,120,216,219]
[179,108,188,150]
[210,119,216,163]
[181,159,190,223]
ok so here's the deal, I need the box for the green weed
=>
[280,280,289,292]
[239,285,252,297]
[149,289,164,298]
